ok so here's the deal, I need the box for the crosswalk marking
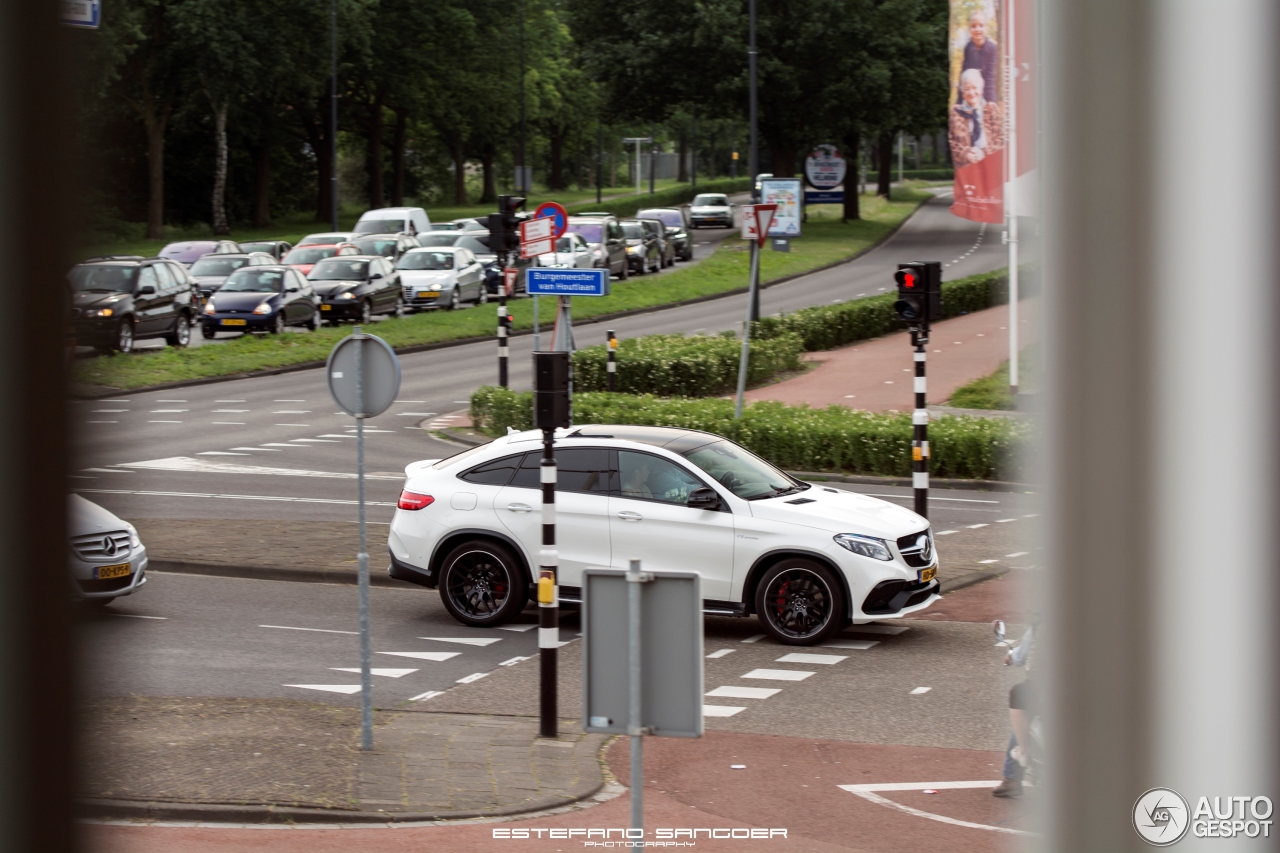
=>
[497,624,537,632]
[706,686,779,699]
[456,672,489,684]
[820,639,880,651]
[776,653,847,665]
[741,669,815,682]
[284,684,361,695]
[706,649,736,659]
[378,651,461,661]
[330,668,417,678]
[702,706,746,717]
[409,690,444,702]
[418,637,502,646]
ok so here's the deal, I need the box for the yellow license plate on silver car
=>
[221,318,247,326]
[95,563,132,580]
[919,566,936,583]
[417,291,439,298]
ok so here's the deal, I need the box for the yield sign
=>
[750,204,777,247]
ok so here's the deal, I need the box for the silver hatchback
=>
[68,495,148,605]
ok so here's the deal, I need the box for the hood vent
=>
[785,497,816,505]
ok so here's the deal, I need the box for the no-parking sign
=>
[533,202,569,239]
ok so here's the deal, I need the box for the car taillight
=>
[398,490,434,510]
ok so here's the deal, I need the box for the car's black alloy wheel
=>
[755,559,846,645]
[438,540,528,627]
[201,324,216,340]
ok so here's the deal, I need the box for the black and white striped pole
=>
[498,292,509,388]
[911,330,928,519]
[533,351,571,739]
[607,329,617,392]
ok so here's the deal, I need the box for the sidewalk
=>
[747,298,1038,411]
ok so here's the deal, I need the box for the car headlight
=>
[252,302,273,315]
[124,523,141,550]
[338,292,356,300]
[833,533,893,561]
[627,245,642,254]
[203,302,216,314]
[93,308,114,317]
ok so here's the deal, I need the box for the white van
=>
[352,207,431,237]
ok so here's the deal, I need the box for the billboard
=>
[948,0,1037,223]
[759,177,803,238]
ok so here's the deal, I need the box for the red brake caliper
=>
[775,579,789,614]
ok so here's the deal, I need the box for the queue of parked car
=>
[70,200,720,355]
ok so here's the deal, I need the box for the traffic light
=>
[533,351,571,431]
[893,261,942,324]
[487,194,526,254]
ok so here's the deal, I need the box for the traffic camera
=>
[893,261,942,325]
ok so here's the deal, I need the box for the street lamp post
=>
[748,0,758,201]
[330,0,338,231]
[623,137,651,197]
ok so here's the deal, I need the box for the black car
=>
[349,233,421,262]
[636,207,693,261]
[200,266,320,338]
[620,219,662,275]
[238,240,293,262]
[68,257,199,354]
[639,218,675,268]
[189,252,277,300]
[307,255,404,324]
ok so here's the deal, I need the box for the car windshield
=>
[428,223,457,231]
[221,269,284,292]
[638,209,683,228]
[189,257,248,276]
[283,246,336,265]
[568,223,603,243]
[309,259,369,281]
[67,265,135,292]
[354,218,403,234]
[297,234,345,246]
[692,194,728,207]
[455,235,491,255]
[399,251,454,271]
[238,242,276,254]
[419,233,460,248]
[621,223,644,239]
[355,239,397,257]
[682,439,806,500]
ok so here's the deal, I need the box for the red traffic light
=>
[895,269,917,288]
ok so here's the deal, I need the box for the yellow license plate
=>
[221,318,247,326]
[919,566,936,583]
[320,304,332,311]
[417,291,439,298]
[95,563,132,580]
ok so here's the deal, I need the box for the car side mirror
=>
[370,272,383,280]
[687,487,720,510]
[136,284,155,295]
[286,284,299,292]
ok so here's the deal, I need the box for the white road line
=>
[499,656,532,666]
[706,686,779,699]
[261,443,304,448]
[741,669,814,682]
[966,523,989,529]
[936,530,957,535]
[979,559,1000,564]
[212,422,246,425]
[409,691,444,702]
[232,446,278,451]
[111,614,167,620]
[330,668,417,678]
[261,624,357,635]
[92,409,128,413]
[79,489,397,507]
[148,421,182,424]
[99,399,130,402]
[196,452,251,456]
[397,413,436,417]
[1022,513,1039,518]
[212,409,250,413]
[706,649,736,659]
[838,782,1033,836]
[456,672,489,684]
[1006,552,1029,558]
[820,639,880,650]
[703,706,746,717]
[863,494,999,504]
[418,637,502,646]
[496,624,537,632]
[740,634,765,644]
[776,653,847,665]
[287,438,339,443]
[285,684,361,695]
[83,468,132,474]
[273,410,311,414]
[379,651,461,661]
[215,400,245,403]
[910,687,932,695]
[274,400,306,403]
[117,457,402,480]
[319,434,356,439]
[150,409,189,413]
[275,424,309,427]
[995,518,1017,523]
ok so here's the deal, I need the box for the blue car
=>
[201,266,320,338]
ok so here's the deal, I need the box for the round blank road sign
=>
[326,333,401,418]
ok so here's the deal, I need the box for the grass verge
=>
[946,346,1038,410]
[72,186,933,391]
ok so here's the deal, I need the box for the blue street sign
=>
[804,190,844,204]
[526,268,610,297]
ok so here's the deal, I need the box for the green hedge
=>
[571,332,803,397]
[469,387,1029,481]
[566,178,752,220]
[753,267,1016,352]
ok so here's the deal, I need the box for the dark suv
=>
[636,207,693,261]
[68,257,199,354]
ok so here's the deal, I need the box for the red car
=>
[281,244,358,276]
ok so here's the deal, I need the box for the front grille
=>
[78,575,133,593]
[71,531,131,561]
[897,529,934,569]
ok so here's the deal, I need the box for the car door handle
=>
[506,503,533,512]
[616,511,643,521]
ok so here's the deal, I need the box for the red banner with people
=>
[948,0,1035,224]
